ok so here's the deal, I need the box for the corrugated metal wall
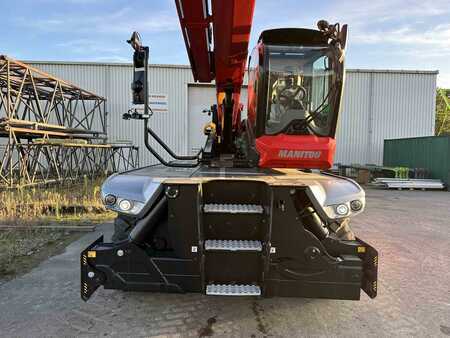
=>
[28,61,437,167]
[336,70,437,165]
[29,62,194,165]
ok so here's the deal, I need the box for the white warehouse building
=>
[28,61,437,167]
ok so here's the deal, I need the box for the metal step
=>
[203,203,264,214]
[205,240,262,252]
[206,284,261,296]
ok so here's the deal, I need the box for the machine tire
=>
[112,215,136,242]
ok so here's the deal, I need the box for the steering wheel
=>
[278,86,306,110]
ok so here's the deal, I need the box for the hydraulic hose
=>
[302,207,329,240]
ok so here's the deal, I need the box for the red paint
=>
[176,0,255,129]
[255,135,336,169]
[212,0,255,128]
[175,0,213,82]
[212,0,255,94]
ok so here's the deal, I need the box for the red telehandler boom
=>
[80,0,378,300]
[176,0,254,154]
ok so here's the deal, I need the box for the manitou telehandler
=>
[81,0,378,300]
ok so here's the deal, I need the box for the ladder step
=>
[203,203,264,214]
[205,240,262,252]
[206,284,261,296]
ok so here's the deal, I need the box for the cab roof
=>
[258,28,328,46]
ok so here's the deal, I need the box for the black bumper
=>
[81,235,378,301]
[358,237,378,299]
[81,235,105,301]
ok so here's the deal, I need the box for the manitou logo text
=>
[278,150,322,159]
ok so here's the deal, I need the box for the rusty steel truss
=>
[0,55,139,188]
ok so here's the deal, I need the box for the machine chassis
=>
[81,165,378,301]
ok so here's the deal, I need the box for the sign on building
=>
[149,93,168,113]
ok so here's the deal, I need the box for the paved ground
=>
[0,188,449,337]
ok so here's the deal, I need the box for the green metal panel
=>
[383,136,450,185]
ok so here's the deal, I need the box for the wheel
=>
[111,215,136,242]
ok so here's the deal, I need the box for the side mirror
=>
[317,20,330,31]
[127,31,148,105]
[128,31,146,69]
[127,31,142,52]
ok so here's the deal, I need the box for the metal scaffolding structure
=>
[0,55,138,188]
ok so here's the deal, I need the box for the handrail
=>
[147,126,201,160]
[144,119,199,168]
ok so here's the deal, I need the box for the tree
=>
[436,88,450,136]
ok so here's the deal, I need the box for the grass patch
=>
[0,176,116,282]
[0,176,115,225]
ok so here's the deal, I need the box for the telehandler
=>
[81,0,378,300]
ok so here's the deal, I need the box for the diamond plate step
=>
[205,240,262,252]
[203,203,263,214]
[206,284,261,296]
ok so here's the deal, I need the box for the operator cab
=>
[246,24,347,169]
[265,45,336,136]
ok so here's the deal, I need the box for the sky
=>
[1,0,450,87]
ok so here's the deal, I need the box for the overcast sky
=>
[1,0,449,87]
